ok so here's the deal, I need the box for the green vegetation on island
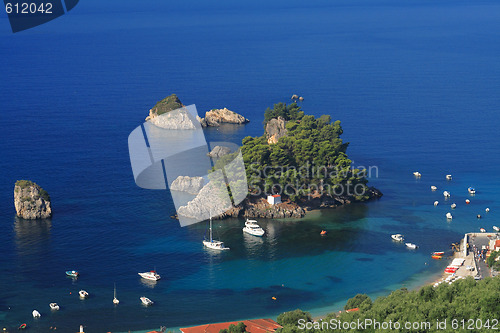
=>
[240,102,370,202]
[277,277,500,333]
[15,179,50,202]
[151,94,184,116]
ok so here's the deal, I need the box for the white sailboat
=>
[203,216,229,250]
[113,283,119,304]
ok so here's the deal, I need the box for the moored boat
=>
[465,199,470,204]
[493,226,499,232]
[32,310,41,318]
[138,271,161,281]
[79,290,89,298]
[430,185,437,191]
[242,219,265,237]
[66,270,79,278]
[203,216,230,250]
[140,296,153,306]
[413,171,421,177]
[446,174,452,180]
[468,187,476,194]
[18,323,27,330]
[432,251,445,256]
[446,212,452,220]
[49,303,59,311]
[431,255,442,259]
[480,228,486,233]
[434,201,439,206]
[443,191,450,197]
[320,230,327,236]
[113,283,119,304]
[391,234,404,242]
[405,243,417,249]
[451,203,456,209]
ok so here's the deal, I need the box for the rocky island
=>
[14,180,52,219]
[177,101,382,220]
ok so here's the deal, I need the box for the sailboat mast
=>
[209,216,213,242]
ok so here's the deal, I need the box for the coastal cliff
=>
[14,180,52,219]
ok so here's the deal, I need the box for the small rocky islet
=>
[14,180,52,219]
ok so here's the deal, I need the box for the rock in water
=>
[145,94,196,129]
[170,176,204,194]
[265,116,288,144]
[208,146,231,158]
[14,180,52,219]
[198,108,249,127]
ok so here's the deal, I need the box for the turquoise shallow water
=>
[1,0,500,332]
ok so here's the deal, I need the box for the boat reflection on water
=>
[139,277,158,289]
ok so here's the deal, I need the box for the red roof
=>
[180,319,282,333]
[271,195,281,198]
[495,240,500,248]
[346,308,359,313]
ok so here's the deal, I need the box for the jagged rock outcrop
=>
[170,176,204,194]
[177,181,233,220]
[198,108,249,127]
[14,180,52,219]
[208,146,231,158]
[265,116,288,144]
[242,199,306,219]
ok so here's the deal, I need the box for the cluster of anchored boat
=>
[202,217,265,251]
[414,172,495,232]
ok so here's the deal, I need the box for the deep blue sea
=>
[1,1,500,332]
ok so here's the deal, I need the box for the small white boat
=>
[434,201,439,206]
[477,214,482,219]
[430,186,437,191]
[493,226,499,232]
[138,271,161,281]
[49,303,59,311]
[446,212,453,220]
[203,216,229,250]
[486,208,490,212]
[451,203,456,209]
[242,219,265,237]
[446,174,452,180]
[413,171,421,177]
[32,310,41,318]
[468,187,476,194]
[443,191,450,197]
[480,228,486,233]
[79,290,89,298]
[406,243,418,249]
[140,296,153,306]
[391,234,404,242]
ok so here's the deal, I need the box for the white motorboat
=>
[138,271,161,281]
[468,187,476,194]
[203,216,229,250]
[243,219,265,237]
[446,174,452,180]
[32,310,41,318]
[79,290,89,298]
[451,203,456,209]
[49,303,59,311]
[391,234,404,242]
[430,185,437,191]
[446,212,453,220]
[140,296,153,306]
[406,243,418,249]
[493,226,499,232]
[480,228,486,233]
[443,191,450,197]
[486,208,490,212]
[413,171,421,177]
[434,201,439,206]
[113,283,119,304]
